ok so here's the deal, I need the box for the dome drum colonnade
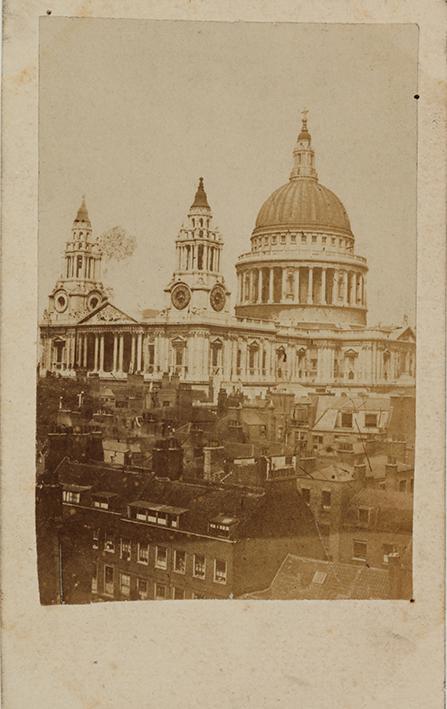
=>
[235,111,368,325]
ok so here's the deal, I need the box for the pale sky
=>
[39,19,418,326]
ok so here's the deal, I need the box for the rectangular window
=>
[104,565,114,596]
[155,583,167,600]
[291,234,296,243]
[312,235,317,243]
[155,545,168,570]
[353,540,367,561]
[193,553,206,579]
[147,511,157,524]
[174,550,186,574]
[93,500,109,510]
[214,559,227,584]
[157,512,168,526]
[399,480,407,492]
[172,586,185,600]
[136,510,148,522]
[104,533,115,553]
[358,508,370,526]
[364,413,378,428]
[120,573,131,597]
[170,515,179,529]
[301,234,306,243]
[120,539,132,561]
[63,490,80,504]
[92,528,99,549]
[321,490,331,510]
[341,412,353,428]
[137,542,149,565]
[91,563,98,594]
[137,577,148,600]
[301,487,311,504]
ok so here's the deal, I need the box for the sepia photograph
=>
[36,18,417,603]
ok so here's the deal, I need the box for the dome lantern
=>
[290,109,318,181]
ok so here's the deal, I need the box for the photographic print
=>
[36,19,417,603]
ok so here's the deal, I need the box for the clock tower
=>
[165,178,230,316]
[44,198,108,324]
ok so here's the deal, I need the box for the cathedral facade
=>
[39,114,415,397]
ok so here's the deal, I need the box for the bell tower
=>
[44,198,108,323]
[165,178,230,316]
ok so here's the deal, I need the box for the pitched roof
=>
[243,554,391,599]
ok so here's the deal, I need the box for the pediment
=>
[78,302,138,325]
[394,326,416,343]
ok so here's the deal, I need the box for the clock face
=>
[210,285,226,312]
[171,283,191,310]
[87,291,102,311]
[54,290,68,313]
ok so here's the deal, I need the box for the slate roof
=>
[243,554,391,600]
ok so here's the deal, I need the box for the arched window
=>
[199,218,203,227]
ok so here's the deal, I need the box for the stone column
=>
[137,333,143,372]
[281,268,287,302]
[249,270,255,303]
[118,334,124,372]
[83,335,88,368]
[321,268,327,304]
[296,267,301,303]
[112,335,118,372]
[343,271,349,305]
[241,342,247,378]
[256,269,262,303]
[268,268,274,303]
[307,267,313,304]
[93,335,99,372]
[130,334,136,372]
[99,335,104,372]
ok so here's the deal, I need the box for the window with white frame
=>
[352,540,367,561]
[104,533,115,553]
[137,542,149,565]
[155,583,167,600]
[137,577,148,600]
[120,573,131,597]
[193,553,206,579]
[104,565,114,596]
[214,559,227,584]
[155,545,168,570]
[174,549,186,574]
[120,538,132,561]
[93,499,109,510]
[172,586,185,600]
[63,490,80,504]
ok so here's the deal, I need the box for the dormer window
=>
[209,514,238,537]
[128,501,186,528]
[63,490,80,504]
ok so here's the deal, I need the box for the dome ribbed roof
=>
[255,179,352,235]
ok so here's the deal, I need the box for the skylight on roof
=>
[312,571,327,585]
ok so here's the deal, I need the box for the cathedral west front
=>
[39,113,415,397]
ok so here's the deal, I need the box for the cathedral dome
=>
[255,179,352,236]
